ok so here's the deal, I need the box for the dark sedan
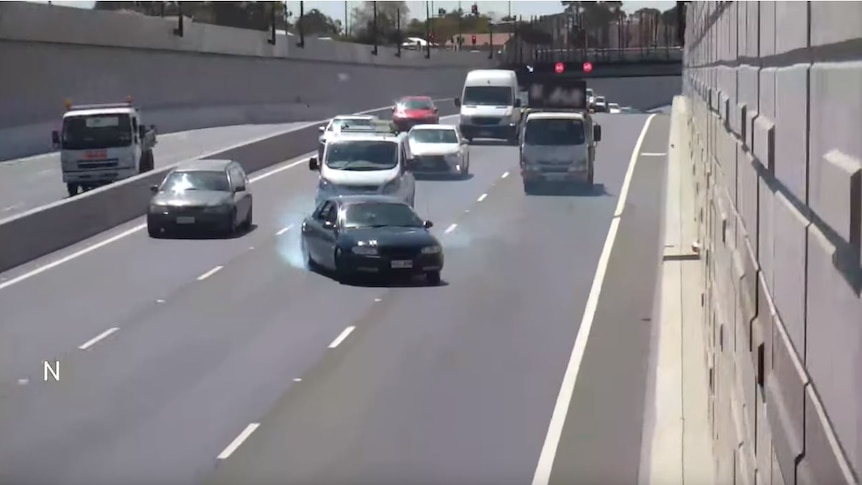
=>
[147,159,253,237]
[300,195,444,285]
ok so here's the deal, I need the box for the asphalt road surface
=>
[0,113,670,485]
[0,122,306,219]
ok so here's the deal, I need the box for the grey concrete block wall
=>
[683,2,862,484]
[0,2,493,160]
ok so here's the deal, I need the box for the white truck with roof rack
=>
[51,98,158,197]
[518,77,602,193]
[308,121,416,207]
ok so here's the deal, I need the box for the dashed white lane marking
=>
[444,223,458,234]
[293,378,302,382]
[276,224,294,236]
[156,299,166,304]
[640,152,667,157]
[477,193,488,202]
[217,423,260,460]
[374,298,382,302]
[196,266,223,281]
[78,327,120,350]
[501,171,510,179]
[17,378,28,385]
[530,113,657,485]
[328,326,356,349]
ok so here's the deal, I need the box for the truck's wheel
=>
[66,183,79,197]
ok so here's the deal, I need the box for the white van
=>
[454,69,522,144]
[308,127,416,207]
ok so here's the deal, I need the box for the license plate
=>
[176,216,195,224]
[391,260,413,269]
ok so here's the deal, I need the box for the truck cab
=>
[519,110,601,192]
[517,76,602,193]
[52,99,157,196]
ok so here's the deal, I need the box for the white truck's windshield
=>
[463,86,512,106]
[325,140,398,171]
[524,118,586,145]
[61,114,133,150]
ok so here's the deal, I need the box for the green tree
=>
[350,1,410,45]
[297,8,341,36]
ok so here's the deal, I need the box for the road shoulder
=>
[639,95,714,485]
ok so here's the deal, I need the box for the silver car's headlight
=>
[381,179,400,194]
[204,204,231,213]
[421,245,442,255]
[351,246,378,256]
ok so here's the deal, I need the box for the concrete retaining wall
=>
[0,2,492,160]
[683,2,862,484]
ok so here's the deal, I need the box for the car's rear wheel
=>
[243,203,253,230]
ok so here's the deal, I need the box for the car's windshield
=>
[343,202,424,229]
[330,118,373,131]
[325,140,398,170]
[524,118,586,146]
[596,97,606,103]
[462,86,512,106]
[61,114,133,150]
[399,99,433,110]
[161,170,230,192]
[409,129,458,144]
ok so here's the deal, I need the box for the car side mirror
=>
[150,184,159,193]
[423,220,433,229]
[593,124,602,142]
[514,99,522,108]
[454,97,461,107]
[318,125,325,132]
[51,131,60,148]
[308,157,319,171]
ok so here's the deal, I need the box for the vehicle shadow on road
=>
[161,224,259,240]
[414,173,475,182]
[467,140,517,147]
[526,183,612,198]
[338,274,450,288]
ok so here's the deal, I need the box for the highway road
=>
[0,112,670,485]
[0,122,306,219]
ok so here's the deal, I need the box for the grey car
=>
[147,159,253,238]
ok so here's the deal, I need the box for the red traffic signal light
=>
[554,62,565,74]
[471,34,477,45]
[582,61,593,73]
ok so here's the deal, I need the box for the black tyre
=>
[224,209,237,237]
[244,203,253,230]
[426,271,441,286]
[147,223,161,238]
[66,183,79,197]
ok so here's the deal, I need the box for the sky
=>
[31,1,677,21]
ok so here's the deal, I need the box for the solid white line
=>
[640,152,667,157]
[78,327,120,350]
[477,193,488,202]
[530,114,657,485]
[501,171,510,179]
[0,223,147,291]
[196,266,223,281]
[615,115,658,218]
[328,326,355,348]
[216,423,260,460]
[276,224,294,236]
[444,223,458,234]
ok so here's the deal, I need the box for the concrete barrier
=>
[0,104,459,275]
[0,2,492,160]
[683,2,862,484]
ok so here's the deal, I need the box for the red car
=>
[391,96,439,131]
